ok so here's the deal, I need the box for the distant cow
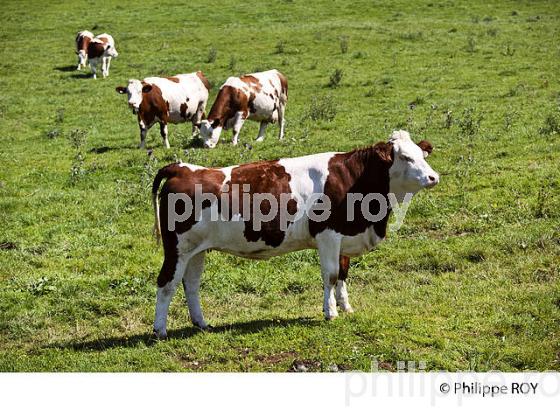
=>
[75,30,94,70]
[198,69,287,148]
[151,130,439,338]
[116,72,211,149]
[88,33,118,79]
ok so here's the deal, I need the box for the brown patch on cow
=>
[97,36,109,44]
[87,41,105,59]
[207,85,249,126]
[338,255,350,281]
[76,34,91,52]
[196,71,211,90]
[180,103,189,120]
[225,160,299,247]
[166,76,180,83]
[277,71,288,99]
[417,140,433,156]
[309,142,394,239]
[240,75,263,93]
[137,83,170,128]
[153,163,226,287]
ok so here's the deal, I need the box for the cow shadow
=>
[47,317,320,352]
[54,65,77,72]
[70,73,92,79]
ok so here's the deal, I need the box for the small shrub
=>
[457,107,483,137]
[539,110,560,135]
[306,95,337,122]
[275,40,285,54]
[487,28,498,37]
[466,37,477,53]
[27,277,57,296]
[309,60,318,70]
[502,44,515,56]
[228,55,237,71]
[327,68,343,88]
[443,110,453,129]
[68,128,88,184]
[503,108,517,131]
[352,50,366,59]
[339,36,348,54]
[206,47,217,63]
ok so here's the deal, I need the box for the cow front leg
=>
[182,251,208,329]
[138,122,148,149]
[160,122,170,149]
[154,256,188,339]
[90,61,97,79]
[104,57,111,78]
[336,256,354,313]
[256,121,268,142]
[231,112,245,146]
[192,101,205,137]
[316,231,342,320]
[277,103,286,140]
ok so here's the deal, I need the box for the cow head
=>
[387,130,439,199]
[105,44,118,58]
[198,119,223,148]
[115,80,145,114]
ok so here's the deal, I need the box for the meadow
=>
[0,0,559,371]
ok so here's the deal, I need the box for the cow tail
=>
[152,163,180,244]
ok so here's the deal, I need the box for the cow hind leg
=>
[182,251,208,329]
[138,122,148,149]
[153,255,188,339]
[336,256,354,313]
[104,57,111,78]
[256,121,268,142]
[317,232,341,320]
[160,122,170,149]
[90,61,97,79]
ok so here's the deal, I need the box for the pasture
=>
[0,0,559,371]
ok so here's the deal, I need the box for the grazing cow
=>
[116,72,211,149]
[151,130,439,338]
[198,69,287,148]
[87,33,118,79]
[75,30,94,70]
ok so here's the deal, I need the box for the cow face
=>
[198,119,222,148]
[116,80,144,114]
[105,44,118,58]
[388,130,439,196]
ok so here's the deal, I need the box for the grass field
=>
[0,0,559,372]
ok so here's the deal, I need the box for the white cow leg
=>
[256,121,268,142]
[231,113,245,146]
[278,103,286,140]
[153,256,189,339]
[335,280,354,313]
[104,57,111,78]
[91,61,97,79]
[160,122,170,149]
[101,57,108,78]
[138,123,148,149]
[316,231,341,320]
[182,251,208,329]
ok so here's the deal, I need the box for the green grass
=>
[1,0,559,371]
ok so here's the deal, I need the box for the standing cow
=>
[75,30,94,70]
[116,72,211,149]
[198,69,287,148]
[88,33,118,79]
[150,130,439,337]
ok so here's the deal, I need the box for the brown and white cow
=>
[87,33,118,79]
[116,72,211,149]
[198,69,287,148]
[150,130,439,338]
[75,30,94,70]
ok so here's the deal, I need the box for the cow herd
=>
[74,30,440,338]
[75,31,287,149]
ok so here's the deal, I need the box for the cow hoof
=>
[193,322,213,332]
[153,329,167,340]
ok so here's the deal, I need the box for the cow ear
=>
[115,86,127,94]
[373,142,393,164]
[211,119,220,128]
[142,84,153,93]
[417,140,433,158]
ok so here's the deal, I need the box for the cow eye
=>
[400,155,413,163]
